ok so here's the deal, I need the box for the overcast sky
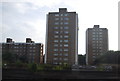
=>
[1,0,119,54]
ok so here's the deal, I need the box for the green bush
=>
[28,63,37,72]
[15,60,23,67]
[52,65,63,70]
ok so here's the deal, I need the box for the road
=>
[2,68,120,81]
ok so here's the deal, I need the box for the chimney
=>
[94,25,99,28]
[6,38,12,43]
[26,38,32,43]
[59,8,67,13]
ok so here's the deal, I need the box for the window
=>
[60,27,63,29]
[60,40,63,42]
[59,62,62,65]
[55,22,59,25]
[100,50,102,52]
[59,58,62,60]
[64,14,68,16]
[93,56,96,58]
[64,27,69,29]
[54,31,59,34]
[64,40,68,42]
[96,35,98,37]
[54,44,58,47]
[54,53,58,56]
[99,38,102,40]
[92,32,95,34]
[92,35,95,37]
[64,22,69,25]
[60,49,62,51]
[93,50,96,52]
[54,40,58,42]
[96,41,99,43]
[96,32,99,34]
[92,38,95,40]
[59,53,62,56]
[64,53,68,56]
[53,58,58,60]
[64,49,68,51]
[55,18,59,20]
[64,31,69,34]
[99,32,102,34]
[99,35,102,37]
[64,44,68,47]
[64,18,69,20]
[64,58,68,61]
[92,41,95,43]
[33,50,36,52]
[96,38,98,40]
[33,47,36,49]
[60,31,63,33]
[99,44,102,46]
[55,14,59,16]
[99,29,103,31]
[54,35,59,38]
[60,35,63,38]
[60,22,63,25]
[53,62,58,64]
[61,18,63,20]
[61,14,63,16]
[30,47,32,49]
[54,49,58,51]
[64,35,69,38]
[60,44,63,47]
[54,27,59,29]
[99,41,102,43]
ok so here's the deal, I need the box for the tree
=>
[78,54,86,65]
[2,52,18,63]
[28,63,37,72]
[94,51,120,65]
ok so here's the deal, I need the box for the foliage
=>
[94,51,120,65]
[78,54,86,65]
[96,66,104,71]
[15,60,24,67]
[2,52,18,63]
[52,65,63,70]
[28,63,37,72]
[36,64,71,71]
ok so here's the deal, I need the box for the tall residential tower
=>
[45,8,78,65]
[86,25,108,65]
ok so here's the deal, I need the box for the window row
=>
[53,48,68,51]
[54,44,69,47]
[92,29,103,31]
[92,50,102,52]
[54,31,69,34]
[92,41,102,43]
[54,40,68,43]
[92,38,103,40]
[92,35,103,37]
[54,35,69,38]
[93,53,103,55]
[92,32,103,34]
[54,22,69,25]
[53,57,68,61]
[92,44,102,46]
[53,53,68,56]
[54,26,69,29]
[55,14,69,16]
[92,46,102,49]
[55,17,69,20]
